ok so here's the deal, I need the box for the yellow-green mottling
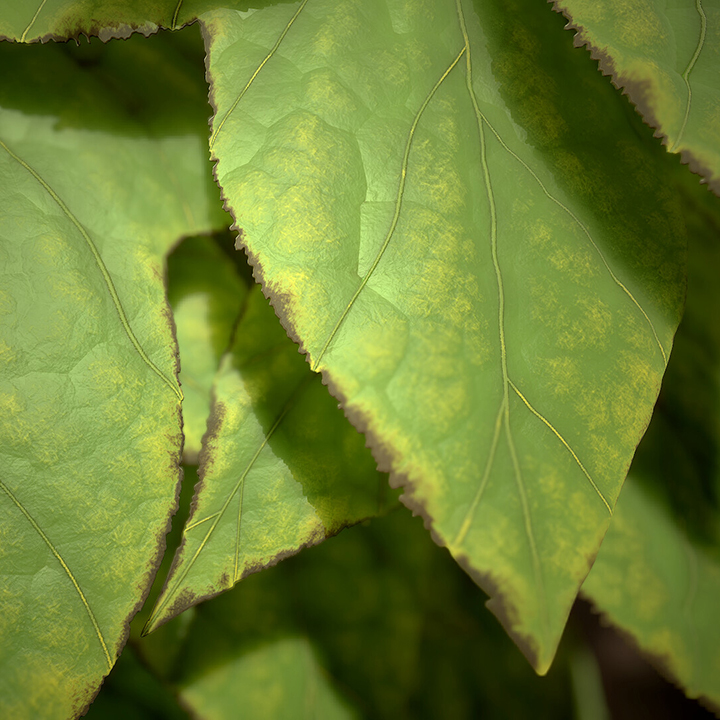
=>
[554,0,720,194]
[583,479,720,707]
[145,286,389,633]
[203,0,685,673]
[0,35,223,720]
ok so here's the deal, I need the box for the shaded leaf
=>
[161,509,576,720]
[582,169,720,709]
[201,0,685,670]
[0,32,222,718]
[166,236,247,460]
[552,0,720,195]
[145,283,392,633]
[181,638,356,720]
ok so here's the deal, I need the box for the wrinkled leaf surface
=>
[145,283,391,632]
[0,33,222,718]
[202,0,685,670]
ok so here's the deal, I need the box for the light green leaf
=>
[552,0,720,195]
[166,236,247,461]
[582,170,720,708]
[145,282,392,633]
[0,33,222,718]
[201,0,686,670]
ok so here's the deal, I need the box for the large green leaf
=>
[552,0,720,195]
[145,279,392,633]
[0,32,222,718]
[201,0,686,670]
[582,168,720,708]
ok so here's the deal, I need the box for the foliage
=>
[0,1,718,718]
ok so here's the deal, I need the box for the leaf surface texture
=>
[553,0,720,194]
[201,0,686,669]
[0,31,223,718]
[146,264,391,633]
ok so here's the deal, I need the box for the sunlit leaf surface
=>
[146,281,392,633]
[553,0,720,195]
[201,0,686,670]
[0,32,223,718]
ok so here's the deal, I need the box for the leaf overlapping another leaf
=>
[582,168,720,709]
[146,240,392,633]
[202,0,685,670]
[552,0,720,195]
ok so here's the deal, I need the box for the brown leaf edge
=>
[549,0,720,198]
[74,262,186,718]
[142,386,378,635]
[195,16,583,676]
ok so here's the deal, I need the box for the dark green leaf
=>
[582,170,720,708]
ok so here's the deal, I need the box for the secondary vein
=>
[0,139,182,401]
[209,0,309,150]
[312,45,467,370]
[145,379,306,632]
[671,0,707,153]
[20,0,47,42]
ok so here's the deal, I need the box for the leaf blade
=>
[201,0,686,670]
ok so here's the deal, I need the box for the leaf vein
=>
[145,386,301,631]
[452,399,504,549]
[509,379,612,514]
[209,0,309,150]
[312,45,467,370]
[671,0,707,152]
[0,479,112,670]
[0,139,182,400]
[457,0,547,634]
[171,0,184,30]
[20,0,47,42]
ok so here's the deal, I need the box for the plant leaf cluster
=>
[0,1,719,718]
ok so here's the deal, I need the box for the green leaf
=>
[0,0,177,42]
[0,33,222,718]
[144,281,392,633]
[582,170,720,708]
[181,638,357,720]
[166,236,247,461]
[201,0,686,670]
[153,509,576,719]
[552,0,720,195]
[583,480,720,708]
